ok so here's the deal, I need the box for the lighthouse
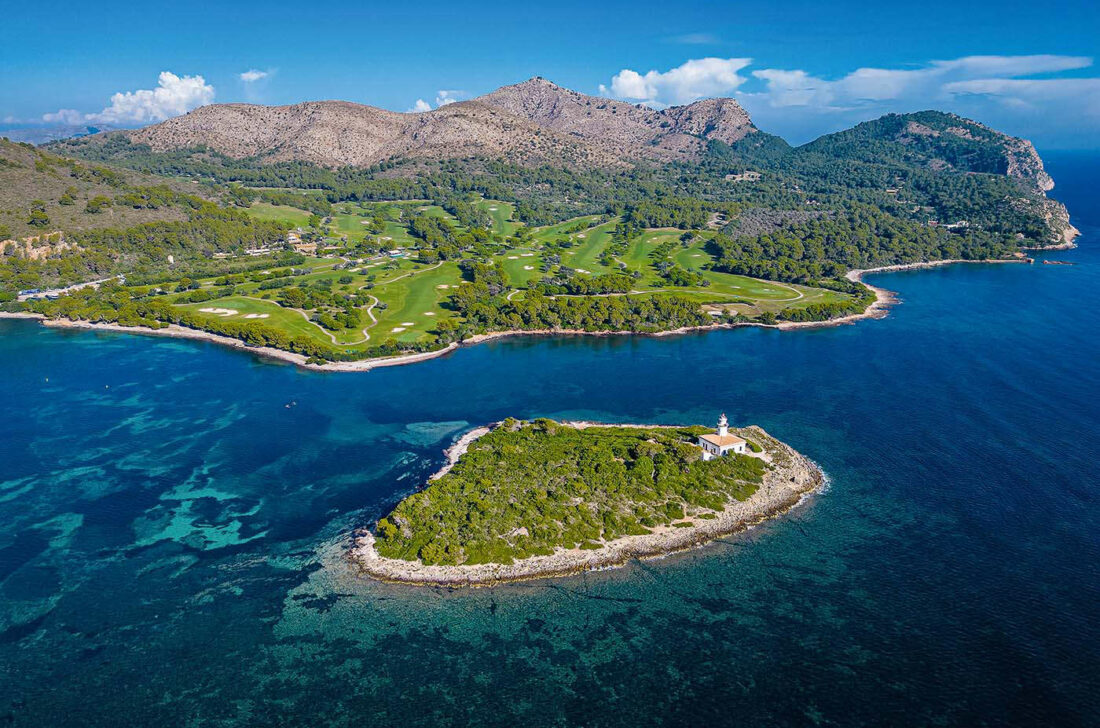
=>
[697,412,747,460]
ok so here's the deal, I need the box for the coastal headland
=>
[2,256,1038,372]
[350,419,825,587]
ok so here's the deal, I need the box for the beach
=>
[349,423,825,587]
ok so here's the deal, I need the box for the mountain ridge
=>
[36,79,1069,242]
[67,77,758,168]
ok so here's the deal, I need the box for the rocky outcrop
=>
[1000,136,1055,193]
[660,97,755,144]
[0,231,79,261]
[476,77,756,160]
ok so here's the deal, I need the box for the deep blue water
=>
[2,153,1099,727]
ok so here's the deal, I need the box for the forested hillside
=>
[0,139,195,240]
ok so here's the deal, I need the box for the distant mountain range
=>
[46,77,1059,199]
[1,124,116,145]
[55,77,757,168]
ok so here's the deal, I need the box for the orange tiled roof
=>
[699,433,746,447]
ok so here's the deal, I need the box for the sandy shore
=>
[0,313,461,371]
[349,423,825,588]
[0,255,1033,371]
[428,426,491,481]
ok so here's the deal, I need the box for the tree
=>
[29,210,50,228]
[85,195,112,214]
[435,318,459,343]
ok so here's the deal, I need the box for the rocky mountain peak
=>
[76,78,759,169]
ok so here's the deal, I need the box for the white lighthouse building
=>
[698,413,747,460]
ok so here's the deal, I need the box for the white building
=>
[698,413,747,460]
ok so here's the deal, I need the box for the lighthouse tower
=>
[697,412,747,460]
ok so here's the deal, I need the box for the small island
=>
[352,416,824,586]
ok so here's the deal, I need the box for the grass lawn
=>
[621,230,683,273]
[150,209,862,357]
[475,198,518,236]
[530,215,603,243]
[495,248,543,288]
[330,210,372,241]
[562,222,616,275]
[368,262,464,343]
[246,202,313,228]
[175,295,341,345]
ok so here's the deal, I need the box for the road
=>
[17,276,120,302]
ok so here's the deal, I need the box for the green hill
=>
[799,110,1053,192]
[0,139,202,241]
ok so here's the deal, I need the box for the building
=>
[698,413,747,460]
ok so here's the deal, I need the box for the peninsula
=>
[1,81,1077,369]
[351,417,824,586]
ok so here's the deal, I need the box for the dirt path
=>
[770,282,804,301]
[377,260,444,285]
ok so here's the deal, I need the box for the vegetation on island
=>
[374,419,767,566]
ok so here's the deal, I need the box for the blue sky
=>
[2,0,1099,147]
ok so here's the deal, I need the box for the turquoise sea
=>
[1,153,1098,726]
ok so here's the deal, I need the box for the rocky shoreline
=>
[348,423,825,588]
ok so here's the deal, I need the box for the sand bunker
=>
[198,308,238,316]
[243,313,270,319]
[577,234,586,238]
[401,322,415,326]
[436,284,450,289]
[507,256,519,260]
[391,327,406,333]
[524,265,534,270]
[423,312,435,316]
[521,253,534,257]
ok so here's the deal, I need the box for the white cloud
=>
[666,33,719,45]
[738,54,1100,146]
[406,90,466,112]
[945,77,1100,119]
[240,69,269,83]
[435,90,464,106]
[749,54,1094,111]
[935,55,1090,77]
[598,54,1098,145]
[42,109,86,125]
[65,72,215,125]
[41,72,213,126]
[600,57,752,106]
